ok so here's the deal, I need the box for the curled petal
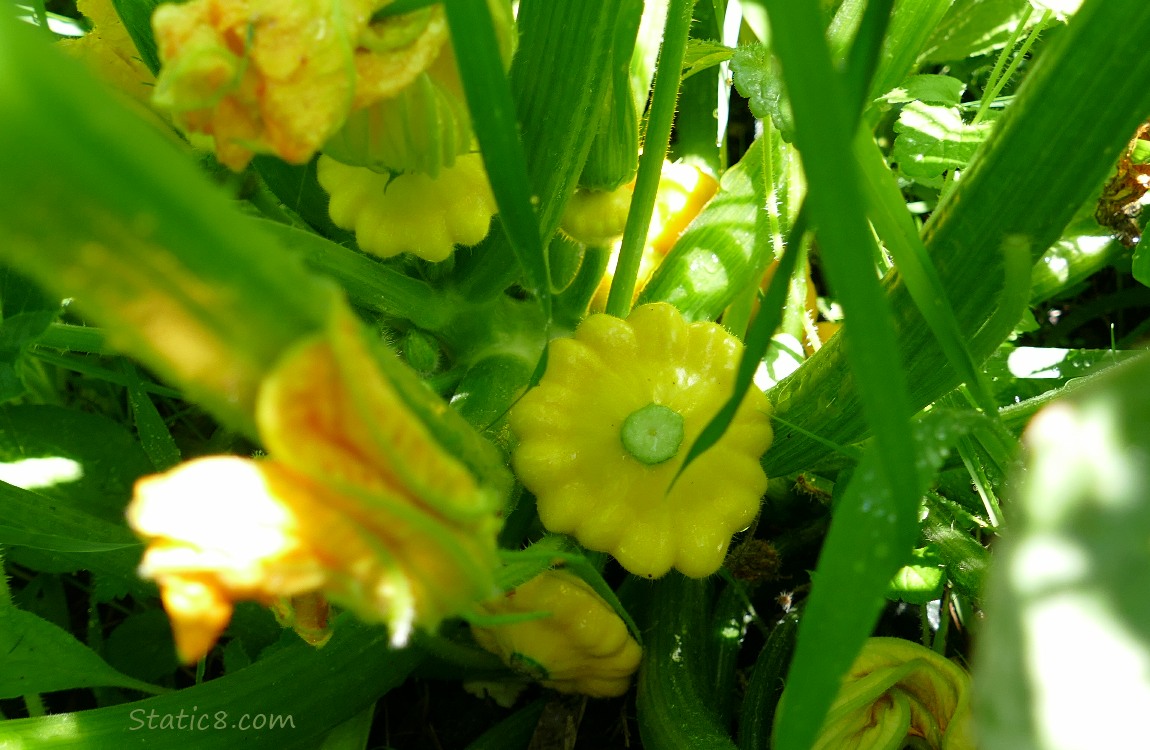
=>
[805,638,976,750]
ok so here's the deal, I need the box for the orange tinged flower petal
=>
[129,302,502,662]
[150,0,450,170]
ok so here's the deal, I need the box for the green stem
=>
[605,0,698,317]
[621,403,685,464]
[974,6,1036,125]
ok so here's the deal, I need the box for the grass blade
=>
[452,0,623,303]
[443,0,549,314]
[748,2,920,747]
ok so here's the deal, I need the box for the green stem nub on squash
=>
[621,403,684,465]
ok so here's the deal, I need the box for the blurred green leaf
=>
[977,353,1150,748]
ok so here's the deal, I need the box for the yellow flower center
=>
[620,402,684,465]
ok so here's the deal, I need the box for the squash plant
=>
[1,0,1149,748]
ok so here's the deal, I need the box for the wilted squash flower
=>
[471,570,642,697]
[324,0,515,177]
[509,303,773,578]
[59,0,156,105]
[150,0,448,170]
[792,637,976,750]
[128,303,502,663]
[317,153,497,262]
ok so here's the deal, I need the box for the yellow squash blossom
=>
[794,638,976,750]
[579,161,719,312]
[128,303,502,663]
[150,0,447,170]
[509,302,773,579]
[317,153,498,262]
[471,570,642,698]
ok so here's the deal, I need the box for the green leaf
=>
[880,74,967,106]
[0,606,166,698]
[109,0,163,75]
[1133,241,1150,288]
[120,362,182,472]
[103,610,180,683]
[730,44,792,138]
[0,615,421,748]
[922,0,1033,62]
[0,407,149,594]
[977,353,1150,747]
[682,39,734,81]
[856,130,1003,415]
[892,102,997,181]
[887,546,946,604]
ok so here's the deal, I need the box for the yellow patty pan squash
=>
[471,570,642,697]
[509,302,773,578]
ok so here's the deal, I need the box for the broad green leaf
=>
[892,102,997,181]
[0,526,140,554]
[0,404,151,520]
[977,353,1150,748]
[0,606,166,698]
[880,74,967,106]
